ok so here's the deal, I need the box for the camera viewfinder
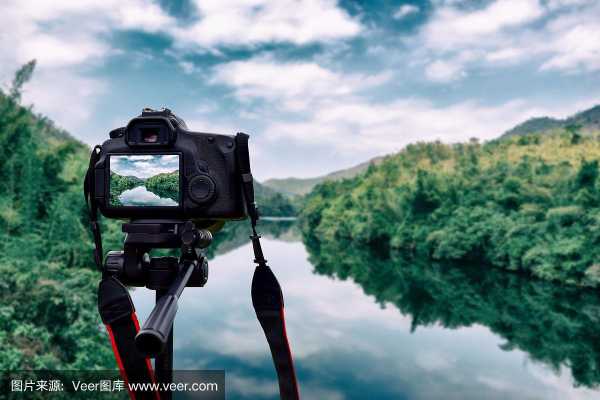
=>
[141,128,160,143]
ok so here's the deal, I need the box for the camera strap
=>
[85,146,159,400]
[98,277,160,400]
[235,133,300,400]
[83,145,104,270]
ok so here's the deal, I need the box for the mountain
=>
[502,104,600,137]
[264,105,600,197]
[254,181,297,216]
[263,156,385,196]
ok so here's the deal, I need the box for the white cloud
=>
[212,57,391,111]
[0,0,174,71]
[484,47,526,63]
[16,34,110,69]
[263,99,525,153]
[171,0,362,49]
[393,4,420,19]
[421,0,544,51]
[415,0,545,83]
[275,97,600,154]
[424,59,465,82]
[415,350,456,372]
[415,0,600,82]
[211,56,600,164]
[0,0,178,136]
[20,69,107,135]
[539,10,600,72]
[111,154,179,178]
[0,0,362,140]
[1,0,361,72]
[118,186,178,206]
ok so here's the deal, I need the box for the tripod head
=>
[101,219,212,356]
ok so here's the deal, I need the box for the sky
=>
[1,0,599,180]
[111,154,179,178]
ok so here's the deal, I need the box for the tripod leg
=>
[154,289,173,400]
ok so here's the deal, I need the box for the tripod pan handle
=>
[135,295,178,356]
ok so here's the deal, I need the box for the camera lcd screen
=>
[109,154,180,207]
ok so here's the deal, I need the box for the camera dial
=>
[188,174,216,204]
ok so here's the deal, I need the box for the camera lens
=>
[141,128,159,143]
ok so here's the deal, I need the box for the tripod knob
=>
[180,222,212,248]
[104,251,124,276]
[181,222,197,246]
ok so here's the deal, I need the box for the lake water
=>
[132,223,600,400]
[119,186,178,206]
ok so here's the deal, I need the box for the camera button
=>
[188,174,216,204]
[196,160,209,173]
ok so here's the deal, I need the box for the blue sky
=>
[1,0,599,180]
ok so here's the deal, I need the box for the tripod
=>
[86,131,299,400]
[101,219,213,399]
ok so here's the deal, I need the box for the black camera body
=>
[92,108,247,220]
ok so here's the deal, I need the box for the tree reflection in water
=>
[304,236,600,389]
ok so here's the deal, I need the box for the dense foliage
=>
[301,132,600,287]
[0,62,116,370]
[305,238,600,388]
[254,181,297,216]
[144,171,179,201]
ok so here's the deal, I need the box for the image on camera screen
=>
[109,154,180,207]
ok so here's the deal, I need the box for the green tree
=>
[145,171,179,202]
[9,59,36,101]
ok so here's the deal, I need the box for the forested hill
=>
[0,62,116,370]
[301,130,600,288]
[502,104,600,138]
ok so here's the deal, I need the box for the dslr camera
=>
[86,109,298,400]
[91,108,248,220]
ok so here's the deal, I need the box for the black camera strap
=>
[83,145,104,270]
[98,277,160,400]
[85,146,160,400]
[235,133,300,400]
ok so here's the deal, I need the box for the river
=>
[131,222,600,400]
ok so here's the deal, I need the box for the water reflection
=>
[305,236,600,390]
[205,220,299,259]
[131,222,600,399]
[119,186,178,206]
